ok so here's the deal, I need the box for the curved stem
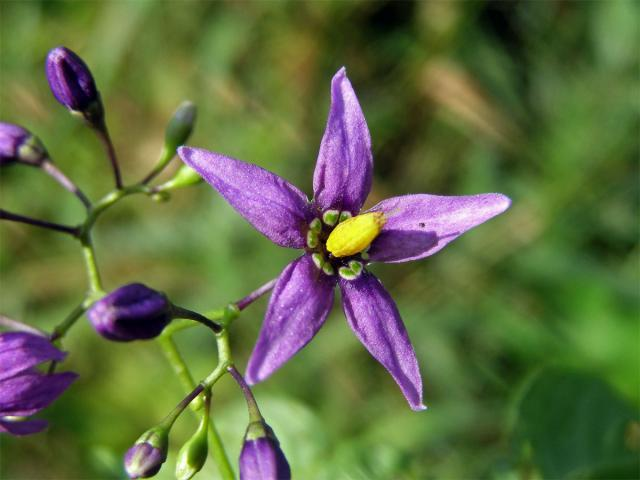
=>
[171,305,223,334]
[228,365,262,423]
[0,209,79,237]
[94,127,123,189]
[40,160,91,209]
[235,278,277,311]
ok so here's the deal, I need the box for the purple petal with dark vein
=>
[0,417,48,436]
[339,272,425,411]
[0,371,78,417]
[312,67,373,214]
[246,255,336,384]
[179,147,311,248]
[367,193,511,263]
[0,332,66,381]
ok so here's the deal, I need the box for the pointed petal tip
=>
[494,193,512,212]
[411,402,428,412]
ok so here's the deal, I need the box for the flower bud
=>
[124,427,169,479]
[175,414,209,480]
[0,123,48,166]
[45,46,104,126]
[239,421,291,480]
[87,283,172,341]
[165,101,197,153]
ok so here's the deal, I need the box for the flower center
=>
[306,211,386,280]
[326,212,386,258]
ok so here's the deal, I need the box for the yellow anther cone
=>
[326,212,386,258]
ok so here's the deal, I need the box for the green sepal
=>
[16,135,48,165]
[136,425,169,452]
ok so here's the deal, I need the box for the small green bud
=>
[164,101,197,153]
[175,414,209,480]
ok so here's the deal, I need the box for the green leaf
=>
[512,368,639,479]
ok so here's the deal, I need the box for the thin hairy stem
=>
[228,365,263,423]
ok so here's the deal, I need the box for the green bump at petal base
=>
[349,261,363,275]
[309,218,322,234]
[338,265,360,280]
[322,210,340,226]
[338,211,353,223]
[311,253,325,270]
[322,263,335,276]
[306,230,319,248]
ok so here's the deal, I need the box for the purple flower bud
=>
[124,427,169,479]
[239,421,291,480]
[45,46,103,125]
[87,283,172,342]
[0,122,47,166]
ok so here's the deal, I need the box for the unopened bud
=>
[45,46,104,127]
[164,101,197,153]
[87,283,172,341]
[124,427,169,479]
[239,420,291,480]
[0,123,48,166]
[175,412,209,480]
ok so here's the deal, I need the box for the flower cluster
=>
[2,44,510,480]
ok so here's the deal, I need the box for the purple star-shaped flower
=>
[179,68,510,410]
[0,332,77,435]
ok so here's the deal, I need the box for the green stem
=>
[50,301,88,342]
[80,234,104,296]
[158,330,235,480]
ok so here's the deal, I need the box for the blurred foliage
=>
[0,1,638,479]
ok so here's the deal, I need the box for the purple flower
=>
[0,122,47,166]
[0,332,77,435]
[87,283,172,342]
[178,68,511,410]
[239,421,291,480]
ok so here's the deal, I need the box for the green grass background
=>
[0,1,638,479]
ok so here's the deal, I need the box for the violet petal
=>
[367,193,511,263]
[0,371,78,417]
[246,255,336,384]
[239,437,291,480]
[0,332,66,381]
[312,67,373,214]
[339,272,425,411]
[179,147,311,248]
[0,417,48,436]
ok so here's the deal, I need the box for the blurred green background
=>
[1,1,638,479]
